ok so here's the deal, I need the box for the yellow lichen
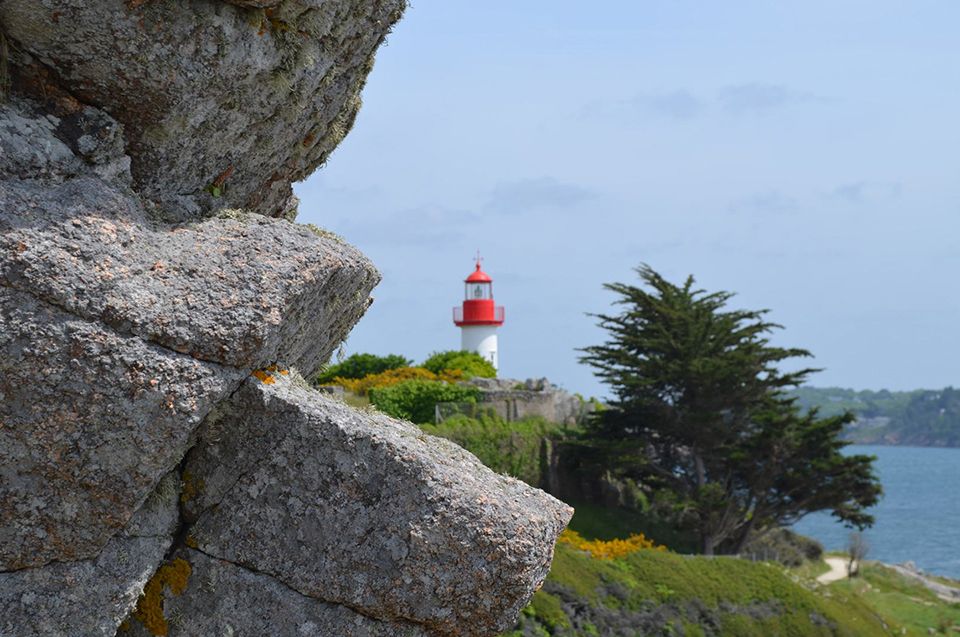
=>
[132,558,192,636]
[179,471,204,505]
[184,535,198,549]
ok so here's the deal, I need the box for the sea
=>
[792,445,960,579]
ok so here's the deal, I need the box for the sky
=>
[295,1,960,399]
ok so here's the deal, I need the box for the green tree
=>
[422,350,496,379]
[369,380,481,424]
[314,353,411,385]
[579,265,881,555]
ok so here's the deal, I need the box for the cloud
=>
[631,90,705,120]
[827,181,902,203]
[331,204,482,247]
[485,177,596,213]
[581,83,827,123]
[728,190,798,215]
[717,83,824,115]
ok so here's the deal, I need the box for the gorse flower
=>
[558,529,666,559]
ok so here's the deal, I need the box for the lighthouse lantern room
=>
[453,254,505,370]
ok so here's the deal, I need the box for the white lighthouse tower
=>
[453,255,505,370]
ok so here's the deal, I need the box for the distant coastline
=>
[791,386,960,447]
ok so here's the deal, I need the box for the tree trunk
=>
[731,516,757,555]
[693,452,706,489]
[702,534,716,556]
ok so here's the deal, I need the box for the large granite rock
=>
[0,286,240,570]
[0,94,379,571]
[123,549,429,637]
[0,2,574,635]
[182,374,573,636]
[0,0,406,220]
[0,473,179,637]
[0,179,377,372]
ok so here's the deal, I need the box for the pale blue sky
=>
[296,1,960,398]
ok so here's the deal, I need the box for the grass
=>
[513,542,893,636]
[828,563,960,636]
[791,556,832,581]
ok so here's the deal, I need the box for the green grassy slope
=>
[504,543,893,637]
[829,563,960,636]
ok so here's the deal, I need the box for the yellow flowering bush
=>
[558,529,666,559]
[333,366,463,395]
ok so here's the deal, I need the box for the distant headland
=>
[792,387,960,447]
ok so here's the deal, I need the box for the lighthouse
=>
[453,255,505,370]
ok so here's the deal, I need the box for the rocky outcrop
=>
[183,374,570,636]
[1,0,404,221]
[0,473,180,636]
[0,285,242,569]
[0,2,572,635]
[122,549,430,637]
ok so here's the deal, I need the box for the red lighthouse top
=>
[453,254,505,327]
[465,262,493,283]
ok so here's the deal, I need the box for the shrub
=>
[314,353,411,384]
[738,527,823,567]
[420,414,568,485]
[421,350,496,379]
[558,529,666,559]
[333,367,463,395]
[369,380,481,424]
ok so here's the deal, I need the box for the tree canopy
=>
[314,353,411,385]
[580,265,881,555]
[422,350,497,379]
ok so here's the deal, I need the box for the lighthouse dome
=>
[465,262,493,283]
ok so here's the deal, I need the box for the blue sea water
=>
[792,445,960,579]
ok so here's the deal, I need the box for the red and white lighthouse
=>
[453,254,505,370]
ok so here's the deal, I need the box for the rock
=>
[0,98,379,375]
[0,2,573,634]
[0,0,406,220]
[0,97,85,181]
[0,287,242,570]
[0,180,378,373]
[182,374,573,636]
[0,473,179,637]
[123,549,428,637]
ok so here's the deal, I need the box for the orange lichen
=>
[132,558,192,636]
[558,529,666,560]
[211,165,234,189]
[252,369,276,385]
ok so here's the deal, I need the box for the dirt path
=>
[817,557,850,584]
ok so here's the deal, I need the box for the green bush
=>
[421,350,496,379]
[369,380,480,424]
[314,353,411,384]
[420,414,568,485]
